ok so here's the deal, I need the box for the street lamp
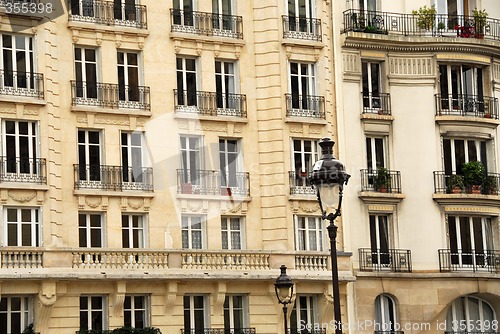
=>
[309,138,350,334]
[275,265,294,334]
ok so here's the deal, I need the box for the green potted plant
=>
[462,161,486,194]
[412,5,437,32]
[447,174,464,193]
[22,324,36,334]
[373,167,391,192]
[482,175,497,195]
[472,8,488,38]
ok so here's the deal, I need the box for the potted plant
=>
[22,324,36,334]
[482,175,497,195]
[412,5,436,32]
[472,8,488,38]
[462,161,486,194]
[448,174,464,193]
[373,167,391,193]
[181,182,192,194]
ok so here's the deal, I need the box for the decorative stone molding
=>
[96,32,102,46]
[343,52,361,74]
[114,282,127,317]
[94,116,130,126]
[8,190,37,203]
[214,282,227,315]
[388,56,434,77]
[235,46,241,59]
[138,37,145,50]
[196,42,202,55]
[290,127,303,133]
[85,196,102,209]
[72,30,79,43]
[79,195,108,210]
[214,44,220,57]
[115,34,122,47]
[165,282,177,313]
[37,282,57,333]
[128,198,145,210]
[493,62,500,82]
[202,126,227,132]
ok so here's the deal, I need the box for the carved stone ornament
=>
[8,190,36,203]
[85,196,102,209]
[128,198,144,210]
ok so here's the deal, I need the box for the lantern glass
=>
[276,285,292,303]
[318,183,341,213]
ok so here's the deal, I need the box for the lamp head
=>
[274,265,294,305]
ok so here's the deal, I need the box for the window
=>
[362,62,382,111]
[448,216,493,267]
[173,0,194,26]
[180,135,202,185]
[289,62,316,111]
[359,0,376,12]
[439,64,484,112]
[2,120,39,177]
[224,295,247,331]
[375,295,397,333]
[78,129,102,182]
[70,0,95,17]
[295,216,323,251]
[366,136,386,171]
[124,295,149,329]
[0,296,33,334]
[370,214,390,266]
[122,214,146,248]
[74,47,98,99]
[184,295,208,333]
[80,296,106,331]
[287,0,315,33]
[176,57,197,107]
[215,60,237,111]
[221,217,244,250]
[219,139,240,189]
[4,208,40,247]
[121,131,146,184]
[182,215,205,249]
[446,296,496,332]
[213,0,234,31]
[1,34,34,90]
[290,295,319,333]
[117,51,140,103]
[79,213,104,248]
[443,138,488,175]
[292,139,319,185]
[114,0,137,21]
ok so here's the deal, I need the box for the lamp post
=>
[275,265,294,334]
[309,138,350,334]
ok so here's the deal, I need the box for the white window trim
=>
[221,216,245,250]
[224,294,248,329]
[0,295,33,333]
[3,207,41,247]
[121,213,148,248]
[184,295,210,329]
[80,295,108,331]
[294,215,324,252]
[181,215,206,249]
[291,138,320,173]
[78,212,105,248]
[124,294,150,328]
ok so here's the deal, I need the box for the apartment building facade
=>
[0,1,350,334]
[336,0,500,333]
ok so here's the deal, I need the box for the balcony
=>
[363,93,391,115]
[68,0,147,29]
[360,168,402,193]
[0,70,43,99]
[433,171,500,195]
[182,251,268,270]
[343,9,500,41]
[1,248,43,268]
[74,164,153,192]
[289,171,316,196]
[359,248,412,272]
[282,15,322,41]
[435,94,499,119]
[295,253,328,271]
[285,94,325,119]
[174,90,247,118]
[71,81,151,110]
[181,329,256,334]
[438,249,500,273]
[177,169,250,197]
[0,157,46,184]
[170,9,243,39]
[73,249,168,269]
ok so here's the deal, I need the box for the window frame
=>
[183,294,210,332]
[117,50,142,103]
[121,213,147,248]
[180,135,203,185]
[74,46,99,99]
[446,296,496,332]
[79,295,107,331]
[176,56,198,107]
[294,215,324,252]
[223,294,248,330]
[181,215,206,249]
[0,295,33,334]
[221,216,245,250]
[290,295,319,331]
[78,212,105,248]
[124,294,150,329]
[77,129,103,182]
[2,120,39,176]
[375,294,397,332]
[4,207,41,247]
[121,130,147,184]
[0,34,35,90]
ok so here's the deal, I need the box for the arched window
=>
[446,296,496,332]
[375,294,397,333]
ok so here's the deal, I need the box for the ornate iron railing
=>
[285,94,325,118]
[1,249,43,268]
[289,171,316,195]
[435,94,498,119]
[73,250,168,269]
[359,248,412,272]
[177,169,249,196]
[363,93,391,115]
[0,157,46,184]
[174,90,247,117]
[360,168,402,193]
[282,15,322,41]
[0,70,43,98]
[343,9,500,41]
[71,81,151,110]
[290,329,326,334]
[68,0,147,29]
[170,9,243,39]
[433,171,500,195]
[439,249,500,272]
[74,164,153,192]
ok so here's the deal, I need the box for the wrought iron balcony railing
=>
[181,329,256,334]
[0,157,46,184]
[435,94,499,119]
[74,164,153,192]
[359,248,412,272]
[177,169,250,196]
[68,0,147,29]
[289,171,316,195]
[343,9,500,41]
[174,90,247,118]
[0,70,44,98]
[282,15,322,41]
[363,93,391,115]
[290,329,326,334]
[433,171,500,195]
[71,81,151,110]
[439,249,500,273]
[360,168,402,193]
[285,94,325,118]
[170,9,243,39]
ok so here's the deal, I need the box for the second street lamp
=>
[275,265,294,334]
[309,137,350,334]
